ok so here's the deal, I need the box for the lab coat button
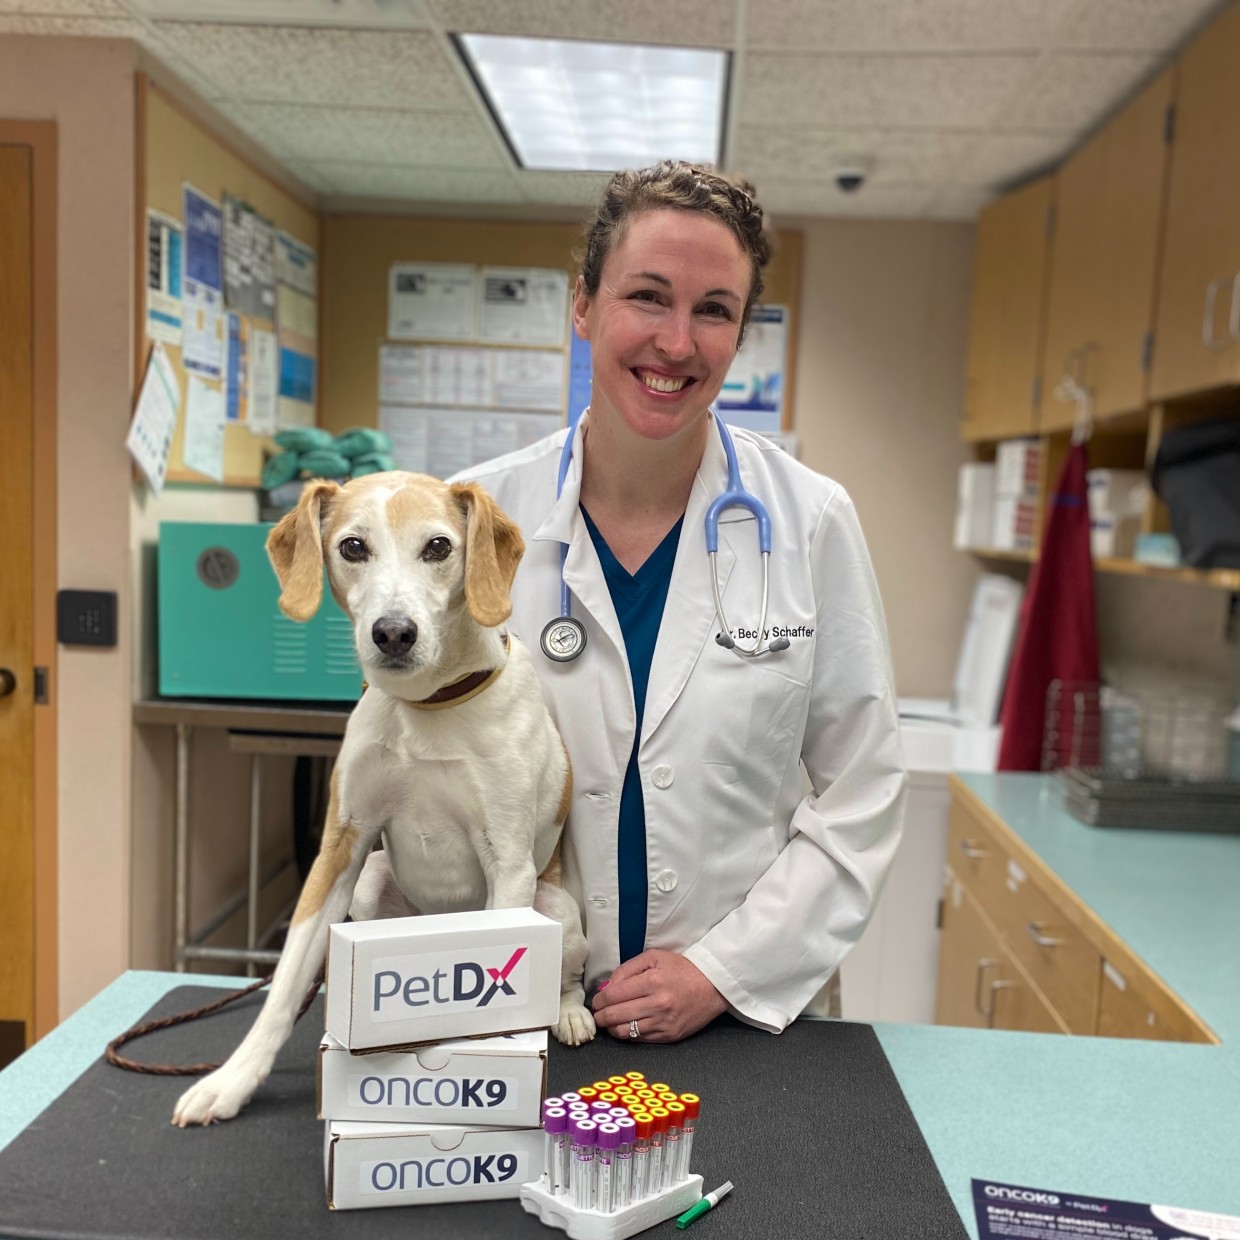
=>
[654,869,678,893]
[652,765,674,789]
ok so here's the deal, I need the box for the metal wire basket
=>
[1043,680,1240,832]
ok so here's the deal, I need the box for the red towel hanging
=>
[997,442,1100,771]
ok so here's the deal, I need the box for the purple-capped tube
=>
[543,1108,570,1195]
[595,1123,621,1213]
[589,1100,612,1115]
[608,1107,630,1120]
[559,1092,582,1105]
[571,1118,598,1210]
[543,1096,565,1111]
[612,1115,635,1210]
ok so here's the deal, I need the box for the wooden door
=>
[1040,67,1175,429]
[961,175,1055,442]
[0,143,36,1064]
[1151,1,1240,399]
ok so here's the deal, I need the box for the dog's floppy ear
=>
[450,482,525,628]
[266,479,342,621]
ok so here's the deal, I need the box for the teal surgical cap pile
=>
[261,427,396,491]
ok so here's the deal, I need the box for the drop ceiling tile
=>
[954,130,1072,188]
[922,185,996,221]
[147,23,472,108]
[428,0,733,47]
[1055,0,1223,51]
[733,125,976,187]
[761,179,935,220]
[993,51,1161,131]
[126,0,431,26]
[0,0,123,11]
[743,52,1040,129]
[518,170,612,207]
[745,0,1079,53]
[278,160,336,194]
[0,12,139,31]
[307,161,521,201]
[222,102,505,168]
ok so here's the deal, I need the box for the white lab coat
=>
[455,415,906,1032]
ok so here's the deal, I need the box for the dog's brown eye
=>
[422,536,452,562]
[339,537,369,563]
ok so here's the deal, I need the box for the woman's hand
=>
[591,950,728,1043]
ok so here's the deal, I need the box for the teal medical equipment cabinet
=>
[158,522,362,701]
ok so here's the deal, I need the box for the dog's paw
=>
[171,1065,259,1127]
[553,1000,596,1046]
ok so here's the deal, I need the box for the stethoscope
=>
[539,410,790,663]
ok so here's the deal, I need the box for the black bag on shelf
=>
[1150,417,1240,569]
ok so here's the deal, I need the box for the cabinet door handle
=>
[987,979,1018,1028]
[1025,921,1065,948]
[974,958,999,1016]
[1203,277,1231,351]
[1228,272,1240,344]
[959,839,987,860]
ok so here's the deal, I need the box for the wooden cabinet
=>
[1152,1,1240,400]
[1040,67,1175,429]
[935,784,1215,1043]
[962,175,1055,443]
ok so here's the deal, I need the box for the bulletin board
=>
[319,215,802,439]
[136,77,320,488]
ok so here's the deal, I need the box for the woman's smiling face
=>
[573,207,752,446]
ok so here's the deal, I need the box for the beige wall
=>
[0,35,137,1019]
[790,218,980,699]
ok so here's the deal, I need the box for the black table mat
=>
[0,986,967,1239]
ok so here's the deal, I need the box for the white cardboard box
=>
[991,496,1037,551]
[1086,468,1147,519]
[325,908,562,1050]
[995,438,1043,497]
[319,1029,548,1127]
[953,462,996,550]
[325,1119,544,1210]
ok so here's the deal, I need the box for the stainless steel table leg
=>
[247,754,262,977]
[174,724,191,973]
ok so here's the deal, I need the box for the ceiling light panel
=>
[457,33,728,172]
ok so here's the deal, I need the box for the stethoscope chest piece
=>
[540,615,587,663]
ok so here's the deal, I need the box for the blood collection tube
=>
[677,1094,700,1180]
[648,1082,670,1093]
[608,1075,628,1087]
[612,1114,635,1209]
[624,1071,645,1082]
[595,1122,621,1213]
[571,1118,598,1210]
[646,1106,669,1191]
[577,1087,599,1102]
[662,1100,686,1187]
[598,1091,620,1104]
[544,1096,565,1111]
[589,1100,612,1115]
[592,1080,611,1092]
[543,1107,570,1195]
[608,1107,630,1120]
[630,1114,653,1201]
[560,1092,582,1105]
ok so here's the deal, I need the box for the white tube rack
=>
[520,1174,703,1240]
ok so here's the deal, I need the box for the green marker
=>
[675,1181,734,1229]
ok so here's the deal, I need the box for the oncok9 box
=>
[325,1119,544,1210]
[325,908,561,1050]
[318,1029,548,1128]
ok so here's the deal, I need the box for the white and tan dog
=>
[173,472,595,1127]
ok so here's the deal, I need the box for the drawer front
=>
[947,801,1007,909]
[994,863,1101,1034]
[1098,959,1214,1044]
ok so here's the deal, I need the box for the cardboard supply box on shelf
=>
[954,462,996,550]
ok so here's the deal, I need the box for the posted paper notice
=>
[974,1179,1240,1239]
[126,343,180,494]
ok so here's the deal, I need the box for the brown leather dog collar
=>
[407,633,509,711]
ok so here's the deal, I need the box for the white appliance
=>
[840,574,1024,1025]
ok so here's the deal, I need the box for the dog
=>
[173,472,595,1127]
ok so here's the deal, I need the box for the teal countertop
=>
[2,777,1238,1236]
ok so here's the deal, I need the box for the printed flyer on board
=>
[974,1180,1240,1239]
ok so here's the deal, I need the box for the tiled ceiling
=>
[0,0,1228,220]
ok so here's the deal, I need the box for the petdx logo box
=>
[318,1029,548,1128]
[325,908,562,1049]
[325,1120,544,1210]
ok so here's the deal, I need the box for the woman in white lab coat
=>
[458,162,906,1043]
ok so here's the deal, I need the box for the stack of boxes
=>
[991,438,1043,552]
[1086,468,1147,560]
[321,907,561,1211]
[953,461,996,550]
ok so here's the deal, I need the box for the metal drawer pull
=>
[1203,276,1232,351]
[974,958,999,1015]
[1026,921,1065,948]
[959,839,987,860]
[987,979,1018,1028]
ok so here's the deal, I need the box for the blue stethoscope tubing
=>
[547,410,787,661]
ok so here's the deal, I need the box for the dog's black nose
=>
[371,616,418,657]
